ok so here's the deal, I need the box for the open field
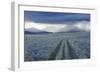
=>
[24,32,90,61]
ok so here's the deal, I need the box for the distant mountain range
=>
[24,27,52,34]
[24,31,51,34]
[24,21,90,34]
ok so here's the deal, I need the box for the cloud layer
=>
[25,21,90,33]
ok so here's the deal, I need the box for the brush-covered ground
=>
[24,32,90,61]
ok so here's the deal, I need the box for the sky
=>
[24,11,90,24]
[24,11,90,33]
